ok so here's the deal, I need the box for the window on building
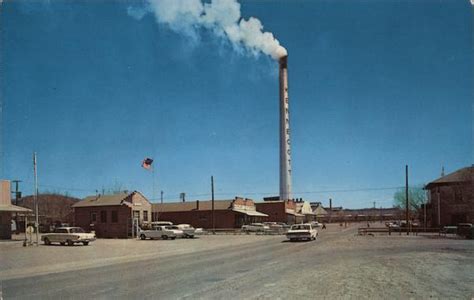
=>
[111,211,118,223]
[143,211,148,222]
[100,211,107,223]
[133,210,140,220]
[91,212,97,223]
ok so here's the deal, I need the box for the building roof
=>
[425,166,473,189]
[232,208,268,217]
[0,204,33,213]
[153,200,234,212]
[313,205,328,216]
[72,191,140,208]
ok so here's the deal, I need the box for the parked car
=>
[194,228,206,235]
[151,221,173,229]
[310,221,322,228]
[286,223,318,241]
[164,226,184,238]
[176,224,195,238]
[241,223,270,232]
[139,225,178,240]
[41,227,96,246]
[457,223,473,239]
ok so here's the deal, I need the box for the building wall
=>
[74,205,131,238]
[130,193,152,224]
[255,202,286,223]
[157,210,238,229]
[0,212,12,239]
[428,183,474,227]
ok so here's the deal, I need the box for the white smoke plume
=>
[128,0,287,60]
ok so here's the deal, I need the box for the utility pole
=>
[211,176,215,235]
[33,152,39,246]
[405,165,409,236]
[160,190,163,205]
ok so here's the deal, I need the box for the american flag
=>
[141,158,154,170]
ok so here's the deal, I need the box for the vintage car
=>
[286,224,318,241]
[176,224,196,238]
[457,223,473,239]
[310,221,322,228]
[151,221,173,228]
[41,227,96,246]
[139,225,178,240]
[241,223,270,232]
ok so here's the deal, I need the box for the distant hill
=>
[16,194,80,224]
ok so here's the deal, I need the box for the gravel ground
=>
[1,224,473,299]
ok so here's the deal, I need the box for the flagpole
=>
[152,166,156,203]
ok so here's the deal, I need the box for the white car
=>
[241,223,270,232]
[139,226,177,240]
[164,226,184,238]
[286,224,318,241]
[310,221,322,228]
[177,224,195,238]
[41,227,96,246]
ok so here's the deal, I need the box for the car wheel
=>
[140,234,146,240]
[60,242,65,246]
[162,235,168,240]
[83,241,89,246]
[43,237,51,245]
[171,237,176,240]
[66,239,74,246]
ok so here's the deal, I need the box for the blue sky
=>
[1,0,472,208]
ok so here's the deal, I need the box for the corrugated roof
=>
[425,166,473,189]
[153,200,234,212]
[72,192,135,208]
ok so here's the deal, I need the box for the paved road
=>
[2,226,473,299]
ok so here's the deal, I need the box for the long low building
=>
[152,197,268,229]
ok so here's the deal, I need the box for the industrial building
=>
[152,197,268,229]
[255,197,304,224]
[73,191,152,238]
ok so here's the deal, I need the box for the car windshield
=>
[70,228,85,233]
[291,225,310,230]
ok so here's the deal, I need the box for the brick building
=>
[152,197,268,229]
[72,191,151,238]
[255,198,304,225]
[425,166,474,227]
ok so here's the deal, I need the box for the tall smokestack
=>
[279,55,292,201]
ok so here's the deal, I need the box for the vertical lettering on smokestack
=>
[279,55,292,201]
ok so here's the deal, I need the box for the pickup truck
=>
[139,225,180,240]
[286,224,318,241]
[41,227,96,246]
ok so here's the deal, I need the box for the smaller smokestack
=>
[196,200,200,210]
[329,198,332,210]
